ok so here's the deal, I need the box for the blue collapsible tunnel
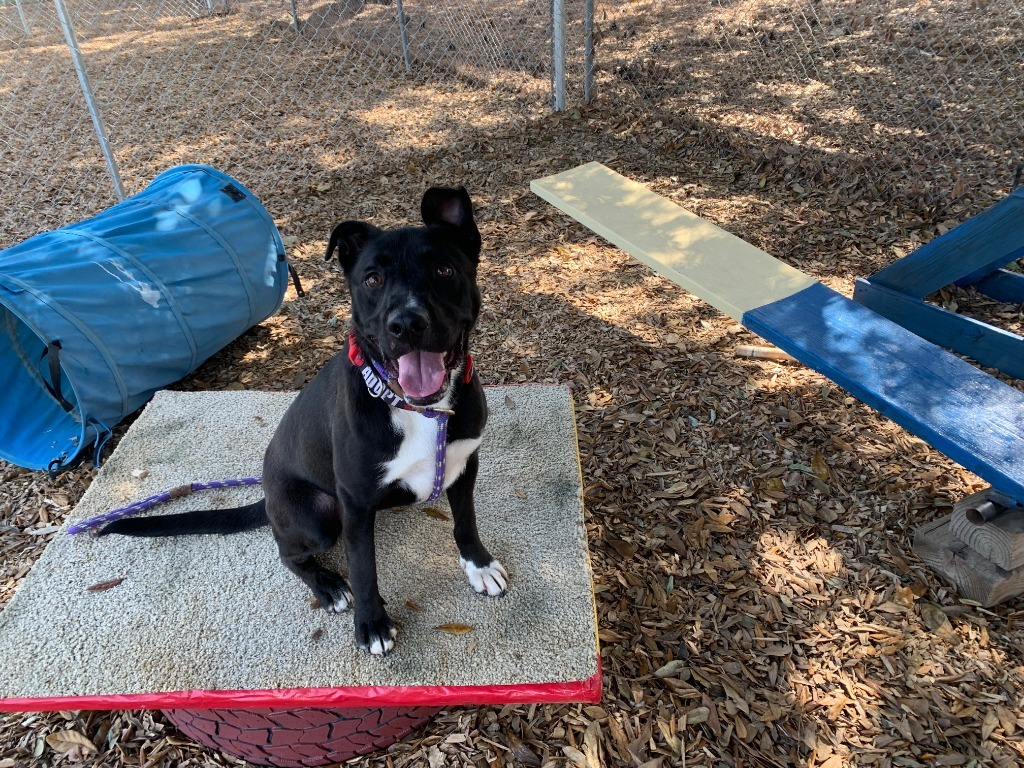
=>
[0,165,290,474]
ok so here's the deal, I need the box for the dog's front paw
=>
[460,557,508,596]
[315,572,355,613]
[355,614,398,656]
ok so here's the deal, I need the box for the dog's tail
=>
[97,500,269,538]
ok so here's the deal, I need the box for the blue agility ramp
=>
[0,165,290,474]
[530,163,1024,504]
[743,283,1024,504]
[532,162,1024,602]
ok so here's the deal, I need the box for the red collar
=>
[347,333,473,384]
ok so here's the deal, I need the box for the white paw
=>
[369,626,398,656]
[326,588,354,613]
[328,595,350,612]
[460,557,508,596]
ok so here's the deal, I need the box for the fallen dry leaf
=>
[919,602,960,643]
[681,706,710,726]
[657,718,681,756]
[981,709,999,741]
[874,601,910,614]
[85,578,124,593]
[437,623,473,635]
[562,745,588,766]
[654,660,687,678]
[893,585,920,607]
[811,451,831,482]
[607,538,635,559]
[44,730,96,755]
[506,733,541,767]
[583,720,603,767]
[3,5,1022,767]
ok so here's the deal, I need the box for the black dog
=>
[101,186,507,655]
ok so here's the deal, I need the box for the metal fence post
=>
[583,0,594,103]
[551,0,566,110]
[53,0,126,201]
[14,0,31,35]
[395,0,412,74]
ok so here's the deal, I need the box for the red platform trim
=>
[0,663,601,712]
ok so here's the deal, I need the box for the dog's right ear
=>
[325,221,381,273]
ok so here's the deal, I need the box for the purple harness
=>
[348,334,472,503]
[356,355,452,503]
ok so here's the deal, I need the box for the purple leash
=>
[66,476,263,535]
[70,342,458,535]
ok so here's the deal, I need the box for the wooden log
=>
[948,491,1024,572]
[914,514,1024,607]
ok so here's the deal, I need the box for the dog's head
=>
[325,186,482,407]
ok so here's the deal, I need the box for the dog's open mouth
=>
[388,348,461,406]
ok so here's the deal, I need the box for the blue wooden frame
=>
[852,278,1024,381]
[970,268,1024,305]
[853,188,1024,381]
[869,187,1024,297]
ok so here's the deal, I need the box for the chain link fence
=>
[2,0,1021,251]
[1,0,560,244]
[589,0,1023,227]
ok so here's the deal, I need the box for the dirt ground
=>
[2,0,1024,766]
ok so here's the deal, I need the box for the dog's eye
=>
[435,265,455,278]
[364,272,384,287]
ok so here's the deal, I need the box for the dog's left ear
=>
[421,186,481,258]
[325,221,382,273]
[421,186,474,229]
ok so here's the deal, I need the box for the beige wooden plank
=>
[531,162,816,321]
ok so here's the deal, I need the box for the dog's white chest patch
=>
[381,409,481,502]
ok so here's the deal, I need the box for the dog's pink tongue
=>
[397,351,447,399]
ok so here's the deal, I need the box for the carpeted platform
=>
[0,385,599,711]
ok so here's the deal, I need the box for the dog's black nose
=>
[386,307,429,343]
